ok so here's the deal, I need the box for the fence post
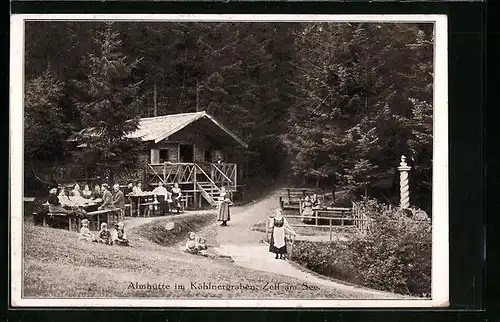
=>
[329,218,332,241]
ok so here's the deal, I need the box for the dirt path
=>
[125,193,407,299]
[205,190,407,299]
[214,191,281,245]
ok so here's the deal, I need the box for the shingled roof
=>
[69,111,248,148]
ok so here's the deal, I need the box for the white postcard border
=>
[10,13,449,308]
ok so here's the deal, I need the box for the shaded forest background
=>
[24,21,434,213]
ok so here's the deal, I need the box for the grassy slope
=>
[23,220,365,299]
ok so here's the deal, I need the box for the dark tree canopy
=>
[24,21,434,211]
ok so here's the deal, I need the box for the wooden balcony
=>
[147,162,237,191]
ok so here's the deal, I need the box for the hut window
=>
[150,149,160,164]
[159,149,169,163]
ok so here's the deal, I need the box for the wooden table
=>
[127,193,159,217]
[40,199,103,231]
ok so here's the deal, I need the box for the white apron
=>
[273,226,286,249]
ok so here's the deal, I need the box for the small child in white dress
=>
[77,219,95,242]
[185,232,198,254]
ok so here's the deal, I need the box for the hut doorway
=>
[179,144,194,163]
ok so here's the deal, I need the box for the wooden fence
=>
[352,201,374,234]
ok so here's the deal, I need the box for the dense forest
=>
[24,21,434,212]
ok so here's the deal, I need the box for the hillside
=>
[23,223,374,299]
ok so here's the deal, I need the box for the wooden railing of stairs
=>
[147,162,234,207]
[193,164,221,206]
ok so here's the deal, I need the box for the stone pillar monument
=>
[398,155,411,209]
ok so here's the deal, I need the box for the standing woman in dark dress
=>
[217,187,232,226]
[269,208,294,259]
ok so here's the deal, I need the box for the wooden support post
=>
[234,164,237,193]
[43,215,47,227]
[329,218,333,241]
[315,212,318,226]
[138,197,142,217]
[68,216,72,232]
[193,166,197,208]
[287,189,291,205]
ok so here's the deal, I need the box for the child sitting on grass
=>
[97,222,113,245]
[197,237,208,256]
[77,219,96,242]
[184,232,198,254]
[113,222,130,246]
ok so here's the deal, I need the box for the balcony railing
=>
[147,162,237,191]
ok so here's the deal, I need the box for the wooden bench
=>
[279,188,323,208]
[41,211,78,231]
[138,201,160,217]
[300,205,352,225]
[85,208,124,229]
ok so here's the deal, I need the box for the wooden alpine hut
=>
[71,111,248,209]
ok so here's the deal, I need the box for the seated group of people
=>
[77,219,130,246]
[47,180,184,219]
[149,182,183,215]
[301,193,322,218]
[184,231,208,256]
[48,182,129,214]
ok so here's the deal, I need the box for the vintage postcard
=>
[10,14,448,307]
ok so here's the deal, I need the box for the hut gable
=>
[132,111,247,147]
[68,111,248,148]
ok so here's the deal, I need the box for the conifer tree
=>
[24,69,67,169]
[73,22,144,181]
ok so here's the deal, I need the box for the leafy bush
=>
[292,198,432,297]
[332,190,356,208]
[293,240,357,284]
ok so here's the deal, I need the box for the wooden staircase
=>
[146,162,237,208]
[196,181,221,206]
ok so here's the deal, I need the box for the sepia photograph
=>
[10,14,448,307]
